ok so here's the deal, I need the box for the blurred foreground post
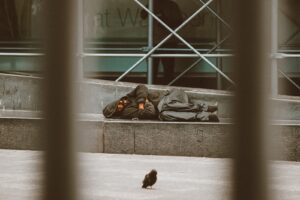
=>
[43,0,78,200]
[233,0,270,200]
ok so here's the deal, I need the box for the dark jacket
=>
[103,85,162,119]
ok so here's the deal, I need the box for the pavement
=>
[0,150,299,200]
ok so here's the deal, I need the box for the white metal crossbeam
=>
[116,0,214,82]
[168,0,233,85]
[134,0,235,85]
[199,0,232,31]
[168,34,231,85]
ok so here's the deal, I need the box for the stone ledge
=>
[0,112,299,161]
[1,73,300,120]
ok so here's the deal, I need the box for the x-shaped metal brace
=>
[116,0,235,86]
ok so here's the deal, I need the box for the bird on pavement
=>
[142,169,157,189]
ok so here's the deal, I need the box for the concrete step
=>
[0,110,299,161]
[1,73,300,120]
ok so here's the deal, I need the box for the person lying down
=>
[103,84,219,122]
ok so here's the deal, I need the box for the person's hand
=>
[123,99,129,105]
[117,101,124,112]
[138,102,145,110]
[117,99,130,112]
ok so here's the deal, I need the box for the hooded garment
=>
[103,85,162,120]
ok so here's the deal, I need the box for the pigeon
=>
[142,169,157,189]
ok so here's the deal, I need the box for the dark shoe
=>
[208,114,219,122]
[207,104,218,113]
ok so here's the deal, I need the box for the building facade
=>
[0,0,299,95]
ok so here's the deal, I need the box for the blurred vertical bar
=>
[271,0,278,96]
[147,0,154,84]
[232,0,270,200]
[43,0,78,200]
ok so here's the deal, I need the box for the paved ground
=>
[0,150,299,200]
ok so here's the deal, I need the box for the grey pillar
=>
[147,0,154,84]
[43,0,78,200]
[233,0,270,200]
